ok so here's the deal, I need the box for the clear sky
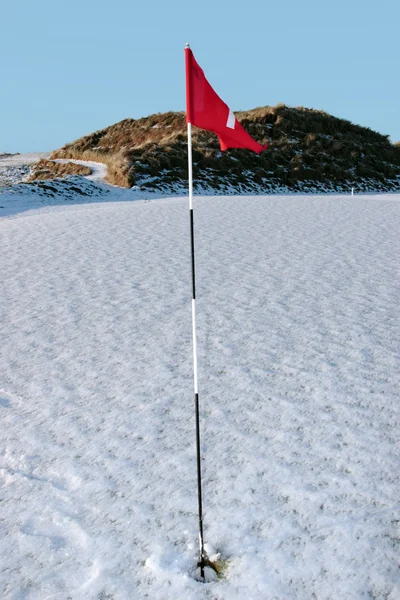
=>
[1,0,399,153]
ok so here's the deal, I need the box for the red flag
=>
[185,47,267,154]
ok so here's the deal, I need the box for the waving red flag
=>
[185,47,267,154]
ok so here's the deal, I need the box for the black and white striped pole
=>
[185,42,206,581]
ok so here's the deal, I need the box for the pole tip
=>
[185,42,190,48]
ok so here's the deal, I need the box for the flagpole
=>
[186,42,206,581]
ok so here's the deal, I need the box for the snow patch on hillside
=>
[53,159,108,182]
[0,177,111,217]
[0,153,50,187]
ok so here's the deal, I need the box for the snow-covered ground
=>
[0,153,50,187]
[53,159,108,183]
[1,190,399,599]
[0,153,50,167]
[0,154,103,189]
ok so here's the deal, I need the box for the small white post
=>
[351,187,354,196]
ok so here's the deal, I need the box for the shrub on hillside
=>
[28,160,91,182]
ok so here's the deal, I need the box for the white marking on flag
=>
[226,109,235,129]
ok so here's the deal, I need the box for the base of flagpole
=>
[192,548,228,583]
[193,563,219,583]
[193,555,219,583]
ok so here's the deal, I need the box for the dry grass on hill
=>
[28,160,91,182]
[51,105,400,193]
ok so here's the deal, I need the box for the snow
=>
[0,153,50,167]
[0,177,111,218]
[53,159,108,183]
[0,153,50,187]
[1,190,399,599]
[0,155,106,190]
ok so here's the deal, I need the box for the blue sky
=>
[1,0,399,153]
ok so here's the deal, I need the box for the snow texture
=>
[1,189,399,599]
[53,159,108,183]
[0,154,50,188]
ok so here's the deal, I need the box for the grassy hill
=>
[51,105,400,193]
